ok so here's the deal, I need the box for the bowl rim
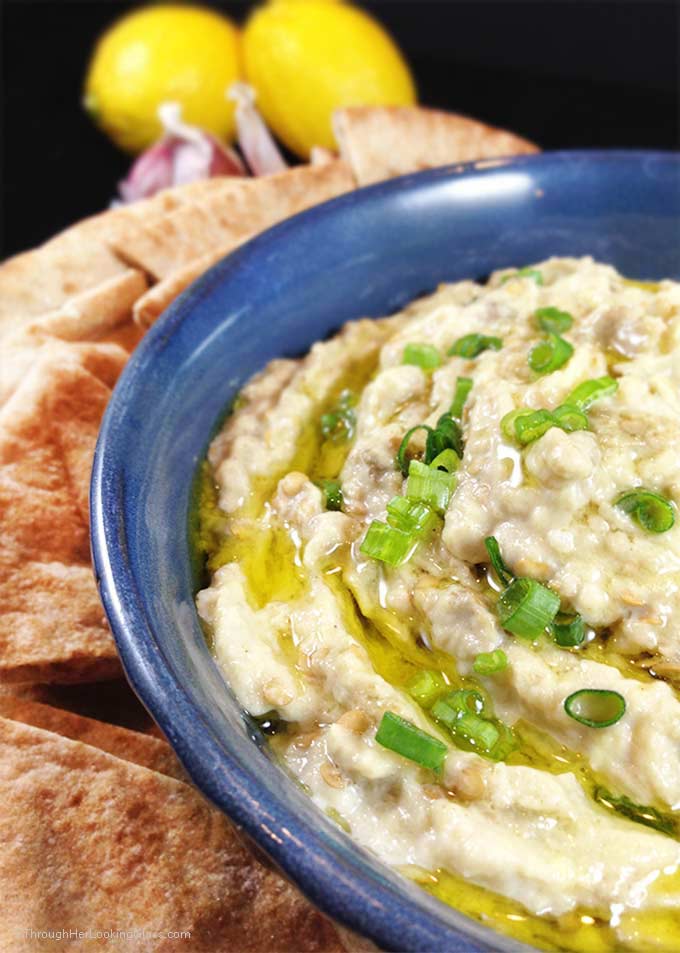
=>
[91,149,679,953]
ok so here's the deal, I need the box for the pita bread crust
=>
[333,105,539,186]
[109,160,356,280]
[0,696,183,779]
[0,342,126,683]
[0,716,345,952]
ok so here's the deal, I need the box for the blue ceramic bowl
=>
[91,151,680,953]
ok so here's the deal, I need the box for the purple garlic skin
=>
[118,102,246,203]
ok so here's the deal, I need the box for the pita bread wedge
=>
[0,269,146,407]
[0,341,126,683]
[0,716,345,953]
[0,696,183,779]
[333,105,539,186]
[109,160,356,280]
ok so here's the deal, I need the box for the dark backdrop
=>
[2,0,679,257]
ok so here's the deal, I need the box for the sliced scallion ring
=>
[614,488,675,534]
[375,711,447,772]
[429,449,459,473]
[473,649,509,675]
[406,460,456,512]
[528,333,574,375]
[426,413,464,462]
[396,424,433,476]
[386,497,439,538]
[498,578,560,639]
[406,670,447,708]
[448,333,502,359]
[319,479,343,511]
[403,343,442,370]
[566,376,618,410]
[514,409,555,445]
[551,614,586,647]
[552,403,589,433]
[360,520,417,567]
[484,535,513,588]
[501,267,544,286]
[534,306,573,334]
[564,689,626,728]
[449,376,473,420]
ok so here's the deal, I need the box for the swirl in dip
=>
[196,258,680,951]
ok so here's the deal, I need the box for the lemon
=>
[243,0,416,157]
[84,4,241,154]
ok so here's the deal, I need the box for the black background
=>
[2,0,678,257]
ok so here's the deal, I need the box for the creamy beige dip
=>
[196,258,680,950]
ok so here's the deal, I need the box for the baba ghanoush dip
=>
[195,258,680,952]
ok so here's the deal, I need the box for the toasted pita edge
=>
[333,105,539,186]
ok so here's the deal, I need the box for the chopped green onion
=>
[534,306,573,334]
[426,414,464,462]
[514,409,555,445]
[566,376,618,410]
[407,670,447,708]
[593,786,676,836]
[449,376,473,420]
[396,424,432,476]
[448,334,502,359]
[552,403,589,433]
[386,497,438,538]
[551,613,586,647]
[403,343,442,370]
[564,689,626,728]
[473,649,509,675]
[429,449,459,473]
[484,536,514,588]
[360,520,417,567]
[320,397,356,442]
[444,689,485,716]
[319,480,343,511]
[501,267,544,285]
[528,333,574,375]
[498,578,560,639]
[454,712,501,752]
[375,711,447,772]
[500,408,533,443]
[406,460,455,512]
[615,488,675,534]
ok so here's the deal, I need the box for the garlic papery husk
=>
[118,102,246,203]
[228,82,288,177]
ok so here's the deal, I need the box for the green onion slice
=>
[500,408,533,443]
[528,333,574,375]
[552,403,589,433]
[566,376,618,410]
[426,414,464,462]
[615,488,675,534]
[449,376,473,420]
[501,267,544,286]
[448,334,503,359]
[319,480,343,511]
[484,536,513,588]
[564,689,626,728]
[534,306,573,334]
[498,578,560,639]
[514,409,555,445]
[593,786,676,836]
[386,497,439,538]
[396,425,432,476]
[403,343,442,370]
[375,711,447,772]
[429,449,459,473]
[360,520,417,567]
[406,460,455,513]
[407,670,447,708]
[473,649,509,675]
[551,613,586,647]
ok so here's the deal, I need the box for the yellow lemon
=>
[84,4,241,154]
[243,0,416,157]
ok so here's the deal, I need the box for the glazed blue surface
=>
[91,152,680,953]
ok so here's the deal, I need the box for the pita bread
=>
[333,105,539,186]
[0,695,183,780]
[0,341,126,683]
[109,160,356,280]
[0,716,345,952]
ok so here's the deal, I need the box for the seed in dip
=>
[194,257,680,952]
